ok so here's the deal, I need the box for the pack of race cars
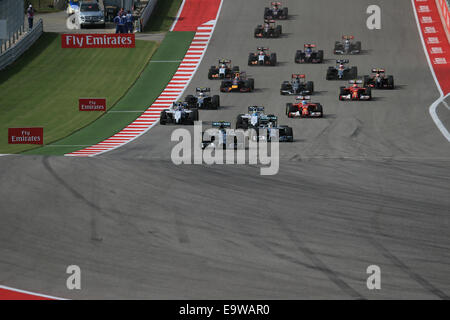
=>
[159,1,396,147]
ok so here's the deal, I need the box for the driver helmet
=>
[305,47,312,53]
[302,100,308,106]
[352,83,358,88]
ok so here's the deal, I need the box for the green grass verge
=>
[0,33,158,154]
[144,0,183,33]
[24,31,195,156]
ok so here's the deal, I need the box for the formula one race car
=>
[280,74,314,95]
[235,107,293,142]
[295,44,324,64]
[201,121,243,149]
[326,60,357,80]
[253,115,294,142]
[208,59,240,80]
[363,68,395,89]
[160,101,199,125]
[254,20,282,38]
[264,2,288,20]
[339,80,372,101]
[220,72,255,93]
[184,88,220,110]
[286,96,323,118]
[334,35,362,55]
[236,106,268,129]
[248,47,277,66]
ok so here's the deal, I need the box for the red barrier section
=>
[172,0,222,31]
[0,287,56,300]
[413,0,450,95]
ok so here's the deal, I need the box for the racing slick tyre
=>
[248,78,255,91]
[366,87,372,100]
[363,75,370,87]
[355,41,362,52]
[350,67,358,79]
[306,81,314,94]
[276,25,282,35]
[326,68,335,80]
[208,69,215,80]
[316,104,323,117]
[339,86,346,100]
[285,103,295,117]
[220,81,227,92]
[295,51,302,63]
[317,50,324,63]
[285,127,293,142]
[160,110,168,125]
[282,8,288,19]
[264,8,270,19]
[236,115,248,130]
[270,53,277,66]
[185,95,195,106]
[254,28,260,37]
[248,53,255,66]
[387,76,394,89]
[188,108,199,124]
[212,95,220,109]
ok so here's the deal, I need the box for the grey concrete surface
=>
[1,0,450,299]
[34,10,115,34]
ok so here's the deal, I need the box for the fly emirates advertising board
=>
[61,34,135,48]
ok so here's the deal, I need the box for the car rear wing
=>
[304,44,316,48]
[336,59,349,64]
[212,121,231,128]
[196,87,211,93]
[271,1,282,5]
[295,95,311,100]
[264,19,276,23]
[349,80,363,84]
[248,106,265,112]
[257,47,269,51]
[292,74,306,79]
[219,59,231,64]
[371,68,385,73]
[342,35,354,40]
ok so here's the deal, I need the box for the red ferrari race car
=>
[285,96,323,118]
[339,80,372,101]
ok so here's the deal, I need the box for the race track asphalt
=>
[1,0,449,299]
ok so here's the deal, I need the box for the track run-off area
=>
[1,0,450,299]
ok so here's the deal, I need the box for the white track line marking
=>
[0,285,66,300]
[411,0,450,142]
[170,0,186,32]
